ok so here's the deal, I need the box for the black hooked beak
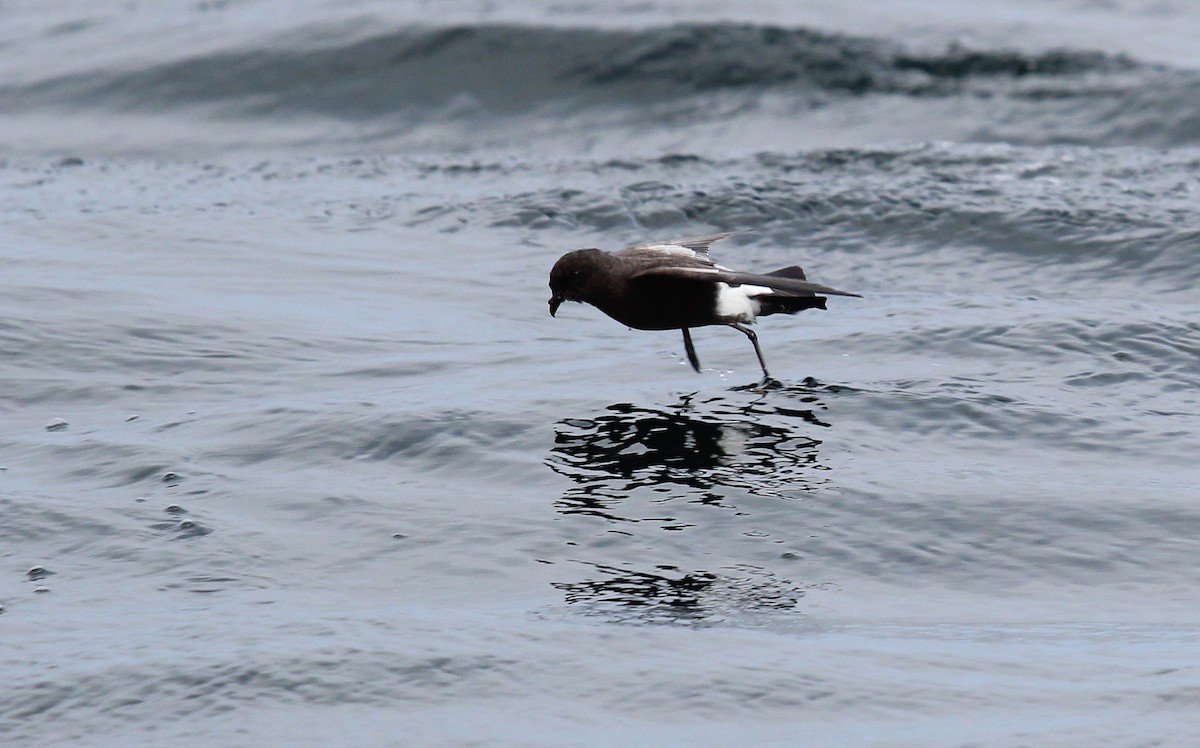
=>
[548,294,563,317]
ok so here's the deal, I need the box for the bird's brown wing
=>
[630,264,861,298]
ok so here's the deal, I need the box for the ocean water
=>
[2,1,1199,746]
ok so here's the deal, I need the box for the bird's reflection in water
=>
[546,379,845,622]
[547,378,839,523]
[551,561,802,626]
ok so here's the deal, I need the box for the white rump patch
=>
[715,283,772,322]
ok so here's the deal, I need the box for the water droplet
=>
[162,471,182,483]
[165,504,186,515]
[44,418,69,432]
[392,533,408,539]
[33,586,50,594]
[125,414,140,422]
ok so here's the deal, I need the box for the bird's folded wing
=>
[631,265,862,298]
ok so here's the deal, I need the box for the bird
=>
[547,232,860,379]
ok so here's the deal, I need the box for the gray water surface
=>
[3,2,1200,746]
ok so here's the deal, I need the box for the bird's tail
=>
[757,294,827,316]
[744,265,861,298]
[756,265,831,315]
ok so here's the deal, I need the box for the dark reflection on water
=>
[552,562,801,625]
[546,379,846,621]
[547,379,841,520]
[555,563,719,617]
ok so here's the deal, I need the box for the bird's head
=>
[548,248,606,317]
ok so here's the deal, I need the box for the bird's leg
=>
[728,323,770,380]
[681,327,701,373]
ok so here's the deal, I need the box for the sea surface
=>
[3,1,1199,746]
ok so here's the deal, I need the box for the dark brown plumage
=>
[548,233,860,378]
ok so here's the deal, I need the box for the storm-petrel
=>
[548,232,860,379]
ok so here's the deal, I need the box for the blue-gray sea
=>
[3,1,1199,746]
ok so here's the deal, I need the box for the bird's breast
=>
[588,277,724,330]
